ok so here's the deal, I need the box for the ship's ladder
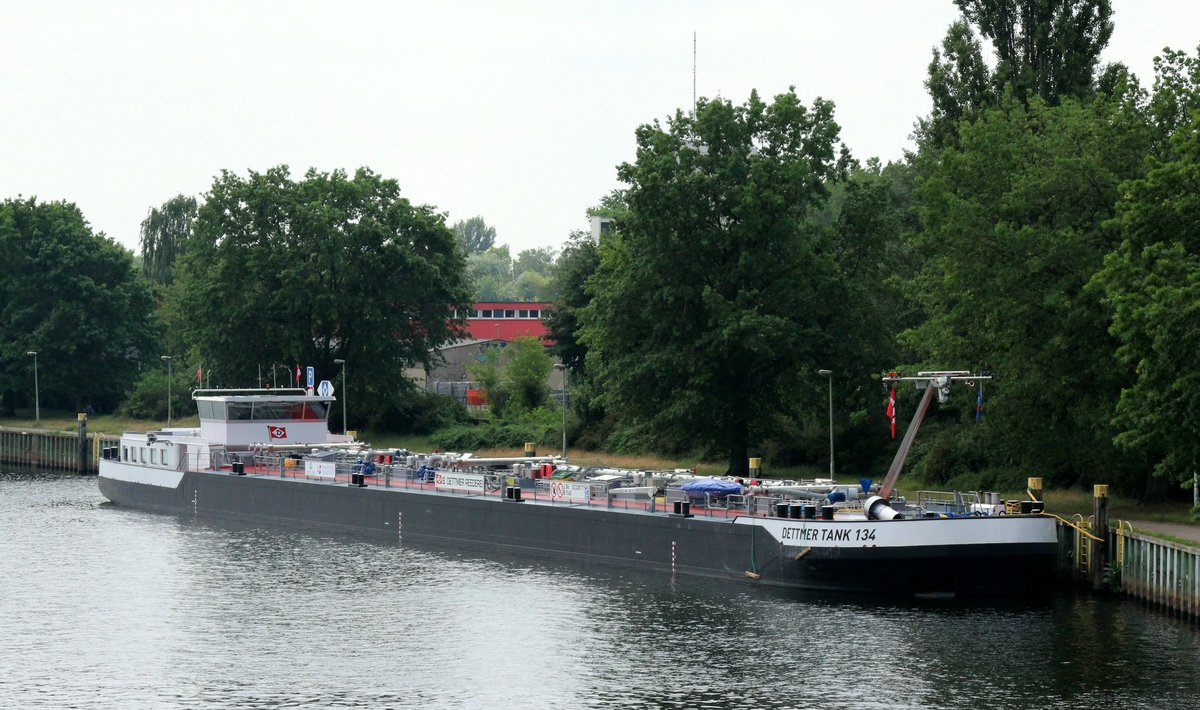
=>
[1064,513,1099,576]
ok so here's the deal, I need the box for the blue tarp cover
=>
[680,478,743,498]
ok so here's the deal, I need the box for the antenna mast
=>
[693,31,697,114]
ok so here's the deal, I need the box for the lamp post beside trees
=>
[553,363,568,459]
[26,351,39,426]
[334,359,347,434]
[818,370,834,478]
[161,356,172,427]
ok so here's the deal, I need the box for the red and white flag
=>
[196,365,202,385]
[268,426,287,440]
[887,385,896,439]
[294,364,301,386]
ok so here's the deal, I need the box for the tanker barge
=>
[98,374,1059,598]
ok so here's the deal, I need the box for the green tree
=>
[512,246,557,300]
[167,166,470,426]
[501,336,552,413]
[465,337,551,418]
[920,1,1114,151]
[580,89,851,475]
[466,345,504,411]
[1147,46,1200,148]
[0,197,157,413]
[920,20,996,150]
[956,0,1113,104]
[466,245,557,301]
[546,230,600,374]
[467,246,515,300]
[452,215,497,255]
[907,92,1151,487]
[513,246,556,279]
[140,194,197,286]
[1092,108,1200,484]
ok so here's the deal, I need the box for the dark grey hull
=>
[98,471,1059,598]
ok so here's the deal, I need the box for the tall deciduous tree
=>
[907,92,1151,487]
[921,20,995,149]
[168,166,470,425]
[580,89,851,475]
[1092,49,1200,484]
[546,231,600,374]
[956,0,1113,104]
[452,215,497,255]
[466,245,557,301]
[920,1,1113,151]
[468,246,515,300]
[501,336,552,414]
[0,198,156,413]
[140,194,197,286]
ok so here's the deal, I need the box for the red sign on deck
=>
[268,426,287,440]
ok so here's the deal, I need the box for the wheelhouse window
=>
[227,403,253,421]
[197,400,222,420]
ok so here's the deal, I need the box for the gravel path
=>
[1125,520,1200,546]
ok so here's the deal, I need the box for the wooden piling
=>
[1091,484,1109,591]
[77,413,89,473]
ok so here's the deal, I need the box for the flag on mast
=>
[887,384,896,439]
[196,365,202,385]
[976,381,984,422]
[294,363,301,386]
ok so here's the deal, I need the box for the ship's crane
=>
[878,370,991,500]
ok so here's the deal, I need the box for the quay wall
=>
[0,425,118,473]
[1058,517,1200,619]
[1115,526,1200,619]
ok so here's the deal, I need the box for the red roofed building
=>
[455,301,552,344]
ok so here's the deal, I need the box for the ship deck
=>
[218,462,762,520]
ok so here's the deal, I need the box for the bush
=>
[365,389,470,434]
[907,425,988,485]
[431,406,561,451]
[117,367,195,420]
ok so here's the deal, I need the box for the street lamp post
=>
[26,351,39,426]
[161,356,172,427]
[818,369,834,477]
[553,363,568,459]
[334,359,346,434]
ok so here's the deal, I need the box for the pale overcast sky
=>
[3,1,1198,256]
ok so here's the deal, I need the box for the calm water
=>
[3,470,1199,709]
